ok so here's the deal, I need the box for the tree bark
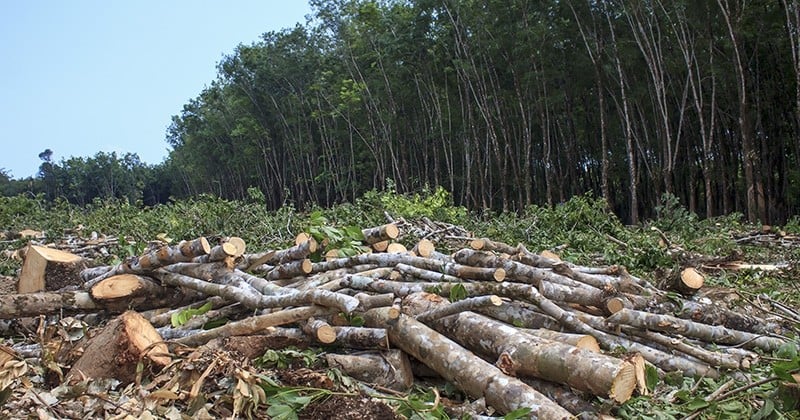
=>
[363,307,572,418]
[431,311,638,403]
[325,350,413,391]
[606,308,786,351]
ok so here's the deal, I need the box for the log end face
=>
[608,360,638,404]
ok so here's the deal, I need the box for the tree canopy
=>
[6,0,800,224]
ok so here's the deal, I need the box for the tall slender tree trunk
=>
[718,0,767,223]
[569,3,610,205]
[608,13,639,224]
[783,0,800,171]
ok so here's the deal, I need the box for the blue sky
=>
[0,1,312,179]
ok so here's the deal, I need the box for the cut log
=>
[225,236,247,257]
[538,281,627,315]
[523,329,601,353]
[363,307,572,418]
[192,242,238,263]
[241,240,317,269]
[295,232,313,246]
[430,310,638,403]
[154,271,359,314]
[264,259,313,280]
[371,240,390,252]
[392,263,463,284]
[133,237,211,270]
[325,249,340,261]
[411,239,436,258]
[302,318,336,344]
[478,301,563,331]
[325,350,413,391]
[605,308,786,352]
[540,250,561,261]
[0,289,202,319]
[67,311,169,384]
[469,238,520,255]
[90,274,171,311]
[173,306,336,347]
[386,243,408,254]
[415,295,503,324]
[18,245,86,293]
[219,326,389,358]
[361,223,400,245]
[330,326,390,350]
[453,249,584,288]
[675,267,705,294]
[311,252,504,282]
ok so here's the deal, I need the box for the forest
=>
[3,0,800,225]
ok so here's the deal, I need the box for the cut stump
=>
[67,311,169,384]
[18,245,86,293]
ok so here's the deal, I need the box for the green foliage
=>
[254,347,322,370]
[170,301,213,327]
[255,374,342,420]
[393,387,449,420]
[467,193,670,271]
[359,184,468,225]
[785,216,800,235]
[3,187,800,418]
[502,407,533,419]
[448,283,468,302]
[305,210,371,258]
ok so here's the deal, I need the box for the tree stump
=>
[18,245,86,293]
[67,311,170,384]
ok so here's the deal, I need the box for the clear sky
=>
[0,1,312,179]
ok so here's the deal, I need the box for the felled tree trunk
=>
[90,274,173,312]
[453,249,585,288]
[218,326,390,359]
[430,311,638,403]
[363,307,572,418]
[523,329,601,353]
[173,306,335,347]
[469,237,522,255]
[411,239,436,258]
[311,253,505,282]
[362,223,400,245]
[539,281,629,315]
[606,308,786,351]
[67,311,170,384]
[0,288,201,319]
[325,350,413,391]
[18,245,86,292]
[478,301,562,330]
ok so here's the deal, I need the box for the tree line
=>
[4,0,800,224]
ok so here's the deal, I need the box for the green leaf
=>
[772,360,799,382]
[752,398,774,420]
[349,314,365,327]
[170,301,213,327]
[502,407,532,419]
[449,283,467,302]
[776,342,799,360]
[645,363,659,391]
[682,397,709,411]
[343,225,364,240]
[266,403,298,420]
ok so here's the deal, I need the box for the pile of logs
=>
[0,222,791,418]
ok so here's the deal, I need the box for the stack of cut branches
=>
[0,223,791,418]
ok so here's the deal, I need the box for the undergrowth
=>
[1,188,799,418]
